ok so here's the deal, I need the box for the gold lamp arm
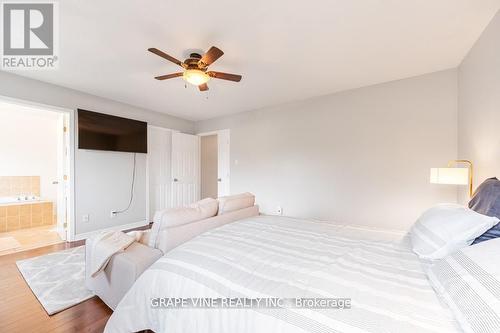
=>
[447,160,474,197]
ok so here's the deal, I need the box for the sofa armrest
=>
[85,240,162,310]
[110,242,162,279]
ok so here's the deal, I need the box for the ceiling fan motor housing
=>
[185,53,206,69]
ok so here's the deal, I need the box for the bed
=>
[104,215,460,333]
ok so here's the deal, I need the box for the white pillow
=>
[217,192,255,215]
[427,237,500,333]
[148,198,218,248]
[410,203,498,260]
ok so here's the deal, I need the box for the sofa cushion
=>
[148,198,218,248]
[217,192,255,215]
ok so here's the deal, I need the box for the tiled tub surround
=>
[0,176,55,232]
[0,176,41,197]
[0,201,55,232]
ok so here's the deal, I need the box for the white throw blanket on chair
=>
[89,231,138,277]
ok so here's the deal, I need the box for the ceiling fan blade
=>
[148,48,184,67]
[198,83,209,91]
[199,46,224,67]
[207,71,242,82]
[154,72,183,80]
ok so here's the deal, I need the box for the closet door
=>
[148,126,172,220]
[171,132,200,207]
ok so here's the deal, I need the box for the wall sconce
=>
[430,160,474,197]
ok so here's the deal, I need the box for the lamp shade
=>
[430,168,469,185]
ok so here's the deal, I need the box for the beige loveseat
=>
[85,193,259,310]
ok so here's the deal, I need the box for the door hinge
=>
[63,126,67,133]
[63,175,68,181]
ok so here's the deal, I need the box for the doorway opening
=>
[201,135,218,199]
[0,98,73,255]
[199,129,230,199]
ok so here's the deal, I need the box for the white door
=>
[171,132,200,207]
[148,126,172,220]
[217,129,230,196]
[56,114,69,240]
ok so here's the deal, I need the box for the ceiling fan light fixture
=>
[148,46,242,90]
[183,69,210,86]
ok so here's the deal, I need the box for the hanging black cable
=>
[115,153,136,214]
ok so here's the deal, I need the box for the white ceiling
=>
[8,0,500,121]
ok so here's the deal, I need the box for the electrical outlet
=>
[277,206,283,216]
[110,211,117,218]
[82,214,90,223]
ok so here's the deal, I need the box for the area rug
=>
[0,236,21,252]
[16,246,94,315]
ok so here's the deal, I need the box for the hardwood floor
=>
[0,241,112,333]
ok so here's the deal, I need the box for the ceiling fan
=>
[148,46,242,91]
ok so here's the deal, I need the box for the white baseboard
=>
[71,220,149,242]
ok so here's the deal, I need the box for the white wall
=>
[76,150,147,234]
[196,70,459,230]
[458,10,500,203]
[0,71,195,236]
[0,104,59,204]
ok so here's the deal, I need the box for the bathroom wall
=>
[0,105,59,206]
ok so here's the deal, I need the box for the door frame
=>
[56,112,70,240]
[198,129,230,197]
[0,95,76,241]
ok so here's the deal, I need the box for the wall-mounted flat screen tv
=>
[78,109,147,153]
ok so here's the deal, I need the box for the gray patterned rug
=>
[16,246,94,315]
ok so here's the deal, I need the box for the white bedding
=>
[105,215,460,333]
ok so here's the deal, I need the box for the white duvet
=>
[105,215,460,333]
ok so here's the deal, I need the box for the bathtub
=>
[0,197,54,231]
[0,195,41,204]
